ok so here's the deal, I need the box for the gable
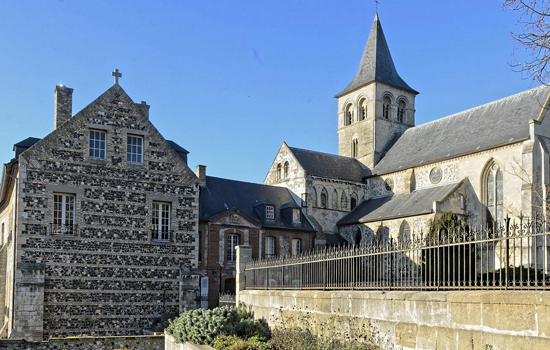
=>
[264,142,305,185]
[20,84,197,184]
[209,208,260,228]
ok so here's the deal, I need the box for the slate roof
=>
[372,86,550,175]
[288,146,365,182]
[199,176,316,231]
[335,14,417,98]
[13,137,40,158]
[338,182,461,225]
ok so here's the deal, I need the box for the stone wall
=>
[165,334,215,350]
[0,335,163,350]
[240,289,550,350]
[10,85,199,339]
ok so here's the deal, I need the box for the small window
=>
[350,197,357,210]
[292,239,302,256]
[266,206,275,220]
[430,167,442,184]
[89,130,106,159]
[397,100,406,123]
[276,164,282,181]
[227,234,240,262]
[127,135,143,164]
[359,98,367,121]
[320,190,327,209]
[351,138,359,158]
[53,193,76,235]
[284,161,289,179]
[265,236,276,258]
[292,208,301,223]
[345,104,353,125]
[383,96,391,120]
[152,202,171,241]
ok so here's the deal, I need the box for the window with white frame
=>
[266,205,275,220]
[265,236,276,258]
[127,135,143,164]
[292,239,302,256]
[152,202,171,241]
[227,234,240,262]
[53,193,76,235]
[292,209,301,223]
[89,130,106,159]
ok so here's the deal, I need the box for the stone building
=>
[0,80,200,340]
[266,13,550,249]
[197,166,317,308]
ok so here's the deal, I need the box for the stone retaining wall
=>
[165,334,215,350]
[0,335,164,349]
[239,289,550,350]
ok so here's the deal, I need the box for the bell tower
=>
[335,14,418,169]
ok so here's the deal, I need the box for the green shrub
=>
[165,306,268,346]
[211,335,249,350]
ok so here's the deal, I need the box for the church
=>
[265,14,550,245]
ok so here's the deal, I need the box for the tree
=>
[503,0,550,85]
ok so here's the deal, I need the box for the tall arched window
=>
[331,190,339,210]
[283,161,289,179]
[341,193,349,211]
[399,221,411,244]
[311,188,318,207]
[486,163,503,224]
[358,98,367,121]
[397,100,406,123]
[351,137,359,158]
[383,96,391,119]
[320,188,328,209]
[276,163,282,181]
[350,193,358,210]
[345,104,353,126]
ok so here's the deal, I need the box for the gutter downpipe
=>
[5,167,17,335]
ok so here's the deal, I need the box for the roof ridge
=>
[409,85,550,133]
[206,175,289,190]
[288,145,361,161]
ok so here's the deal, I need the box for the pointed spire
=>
[335,14,418,98]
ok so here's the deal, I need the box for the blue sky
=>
[0,1,536,183]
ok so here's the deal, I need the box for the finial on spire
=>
[375,0,379,13]
[111,69,122,85]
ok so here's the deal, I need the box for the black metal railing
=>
[245,215,550,291]
[151,229,172,242]
[50,224,78,236]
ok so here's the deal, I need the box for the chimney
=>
[54,85,73,129]
[138,101,150,119]
[196,165,206,188]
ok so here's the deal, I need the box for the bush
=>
[212,335,274,350]
[165,306,268,346]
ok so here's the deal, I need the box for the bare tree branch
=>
[504,0,550,85]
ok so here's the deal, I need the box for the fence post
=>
[236,245,252,305]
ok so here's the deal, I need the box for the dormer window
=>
[292,208,301,223]
[266,205,275,220]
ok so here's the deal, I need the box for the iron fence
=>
[245,215,550,291]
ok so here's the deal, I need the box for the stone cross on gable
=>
[112,69,122,85]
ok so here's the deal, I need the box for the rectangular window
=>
[53,193,76,235]
[127,135,143,164]
[266,206,275,220]
[89,130,106,159]
[152,202,171,241]
[227,234,240,262]
[265,236,276,258]
[292,209,301,223]
[292,239,302,256]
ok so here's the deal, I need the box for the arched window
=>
[320,188,328,209]
[350,193,358,210]
[397,100,406,123]
[399,221,411,244]
[383,96,391,119]
[486,163,503,224]
[283,161,289,179]
[276,163,282,181]
[311,188,318,207]
[331,190,339,210]
[358,98,367,121]
[351,137,359,158]
[345,104,353,126]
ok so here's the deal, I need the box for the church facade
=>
[266,14,550,247]
[0,82,200,340]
